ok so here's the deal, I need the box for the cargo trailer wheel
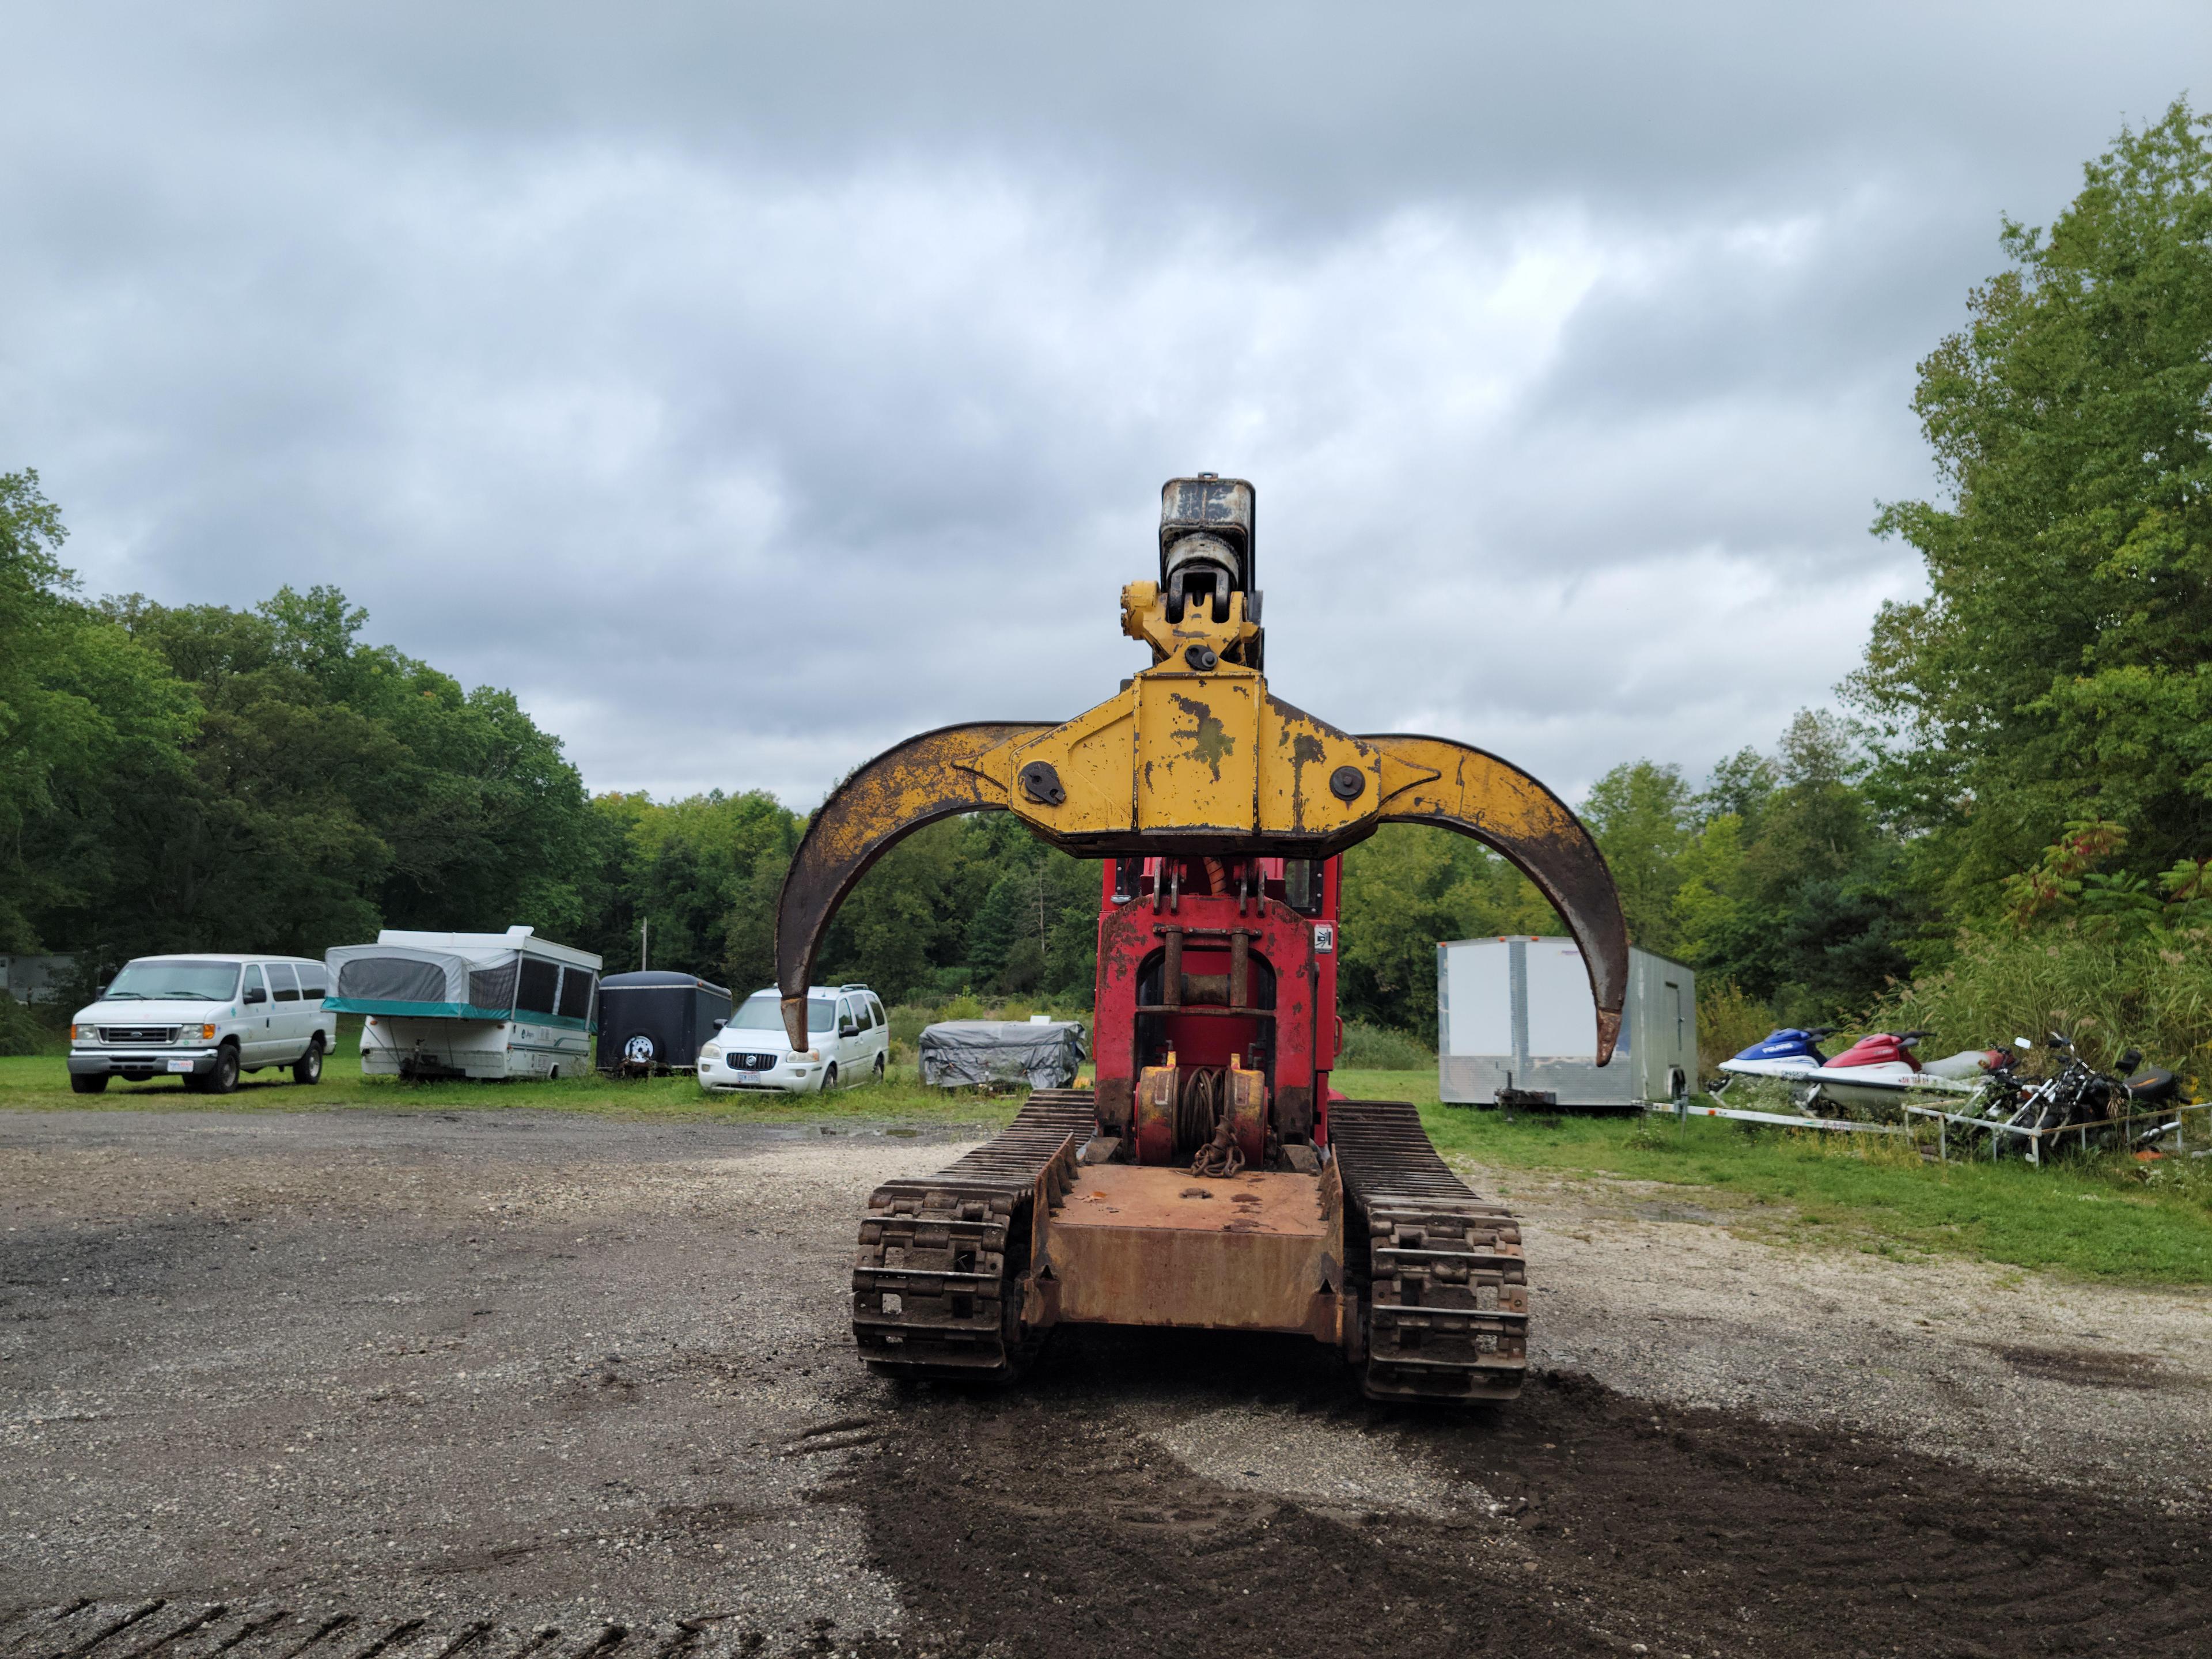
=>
[820,1062,838,1093]
[70,1072,108,1094]
[204,1043,240,1096]
[293,1035,324,1085]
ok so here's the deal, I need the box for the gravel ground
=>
[2,1108,2206,1657]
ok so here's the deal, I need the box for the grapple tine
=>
[774,721,1047,1048]
[1362,733,1629,1064]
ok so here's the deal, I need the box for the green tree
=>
[1338,826,1559,1033]
[1580,760,1694,953]
[585,789,800,978]
[81,586,600,960]
[1690,713,1919,1016]
[821,817,996,1003]
[1851,100,2212,910]
[0,473,197,953]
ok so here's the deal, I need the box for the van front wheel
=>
[204,1044,241,1096]
[820,1063,838,1094]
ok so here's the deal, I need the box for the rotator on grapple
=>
[773,477,1629,1403]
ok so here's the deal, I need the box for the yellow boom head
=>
[774,476,1630,1059]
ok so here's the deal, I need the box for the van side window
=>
[517,958,560,1015]
[298,966,328,1001]
[867,998,883,1028]
[270,964,301,1002]
[242,964,267,1005]
[838,997,856,1031]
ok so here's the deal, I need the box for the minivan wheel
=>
[70,1071,109,1094]
[293,1035,325,1085]
[820,1063,838,1094]
[873,1053,886,1084]
[205,1044,241,1096]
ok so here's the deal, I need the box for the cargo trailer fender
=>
[775,721,1050,1048]
[1361,734,1630,1065]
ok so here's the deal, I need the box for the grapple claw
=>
[775,722,1048,1047]
[1362,734,1629,1063]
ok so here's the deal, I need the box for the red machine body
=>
[1091,853,1340,1166]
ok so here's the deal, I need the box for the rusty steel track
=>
[0,1603,746,1659]
[1330,1099,1529,1403]
[850,1089,1092,1381]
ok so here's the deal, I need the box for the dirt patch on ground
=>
[846,1355,2212,1658]
[3,1109,2210,1658]
[1984,1342,2172,1390]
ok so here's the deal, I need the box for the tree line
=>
[6,103,2209,1065]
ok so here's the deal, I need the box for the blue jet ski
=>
[1715,1027,1838,1088]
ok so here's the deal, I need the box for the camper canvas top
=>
[371,926,601,971]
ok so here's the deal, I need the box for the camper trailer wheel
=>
[204,1043,240,1096]
[820,1063,838,1094]
[293,1036,324,1085]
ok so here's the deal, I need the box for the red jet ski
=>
[1801,1029,2003,1112]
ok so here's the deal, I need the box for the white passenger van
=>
[698,984,889,1093]
[66,953,337,1094]
[325,927,600,1080]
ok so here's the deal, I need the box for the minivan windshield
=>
[103,960,241,1002]
[730,993,836,1034]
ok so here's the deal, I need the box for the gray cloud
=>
[3,3,2204,810]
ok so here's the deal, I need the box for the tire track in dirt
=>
[839,1340,2212,1659]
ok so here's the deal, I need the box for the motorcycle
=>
[1979,1033,2185,1145]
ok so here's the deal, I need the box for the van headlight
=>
[700,1045,721,1060]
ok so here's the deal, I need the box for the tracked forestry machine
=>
[775,478,1629,1402]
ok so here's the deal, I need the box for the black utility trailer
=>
[596,971,733,1075]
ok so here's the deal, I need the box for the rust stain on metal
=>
[1168,693,1234,780]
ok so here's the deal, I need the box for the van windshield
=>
[730,993,836,1033]
[103,960,241,1002]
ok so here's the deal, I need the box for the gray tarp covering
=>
[918,1020,1087,1089]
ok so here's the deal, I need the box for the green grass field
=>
[0,1024,1021,1130]
[7,1031,2210,1287]
[1393,1071,2212,1288]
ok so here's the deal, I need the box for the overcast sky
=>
[5,4,2203,810]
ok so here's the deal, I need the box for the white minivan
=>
[698,984,889,1093]
[67,953,338,1094]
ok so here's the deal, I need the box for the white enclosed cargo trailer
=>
[1437,935,1695,1110]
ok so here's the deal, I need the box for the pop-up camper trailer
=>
[325,926,601,1080]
